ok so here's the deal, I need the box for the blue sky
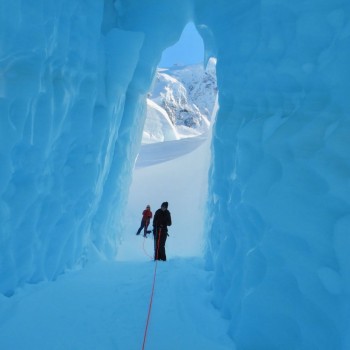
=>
[159,22,204,68]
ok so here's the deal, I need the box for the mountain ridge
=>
[143,58,217,144]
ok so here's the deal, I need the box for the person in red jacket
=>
[136,205,153,237]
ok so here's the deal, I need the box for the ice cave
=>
[0,0,349,349]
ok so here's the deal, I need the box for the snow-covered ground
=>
[119,131,210,260]
[0,114,234,349]
[0,258,233,350]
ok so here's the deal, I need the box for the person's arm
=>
[153,210,157,226]
[167,211,172,227]
[152,211,158,234]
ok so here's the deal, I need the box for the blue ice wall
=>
[200,1,350,349]
[0,1,146,294]
[0,0,192,295]
[1,0,349,349]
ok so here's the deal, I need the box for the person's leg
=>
[136,219,145,235]
[153,227,157,258]
[154,228,160,259]
[143,222,150,236]
[159,230,167,261]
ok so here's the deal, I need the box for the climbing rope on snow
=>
[141,228,162,350]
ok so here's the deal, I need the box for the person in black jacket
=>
[152,201,172,261]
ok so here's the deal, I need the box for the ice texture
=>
[202,2,350,349]
[0,0,349,349]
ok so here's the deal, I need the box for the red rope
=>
[156,228,161,261]
[141,228,162,350]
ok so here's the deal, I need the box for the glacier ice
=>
[203,2,350,349]
[0,0,350,349]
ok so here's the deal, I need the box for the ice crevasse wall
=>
[1,0,350,349]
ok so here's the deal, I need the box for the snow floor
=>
[0,132,235,349]
[0,259,234,349]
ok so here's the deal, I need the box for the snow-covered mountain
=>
[143,58,217,144]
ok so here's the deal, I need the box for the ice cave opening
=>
[119,20,218,260]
